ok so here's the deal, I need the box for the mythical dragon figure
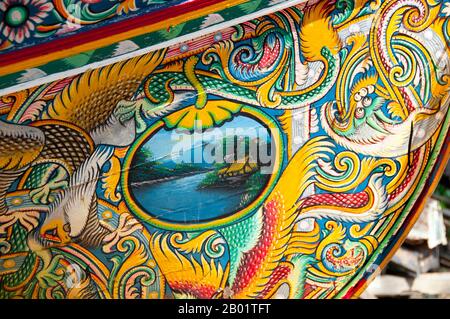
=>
[321,1,450,157]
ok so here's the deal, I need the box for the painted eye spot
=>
[10,197,23,206]
[102,210,113,220]
[3,259,16,269]
[63,223,71,233]
[362,96,372,107]
[355,107,365,119]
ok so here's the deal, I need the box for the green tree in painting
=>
[131,148,172,183]
[134,148,156,166]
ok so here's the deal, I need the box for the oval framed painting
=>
[0,0,449,299]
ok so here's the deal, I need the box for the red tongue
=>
[42,228,61,242]
[259,39,281,69]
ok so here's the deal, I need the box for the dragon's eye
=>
[362,96,372,107]
[355,107,365,119]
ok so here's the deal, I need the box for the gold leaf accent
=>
[101,156,122,203]
[163,100,242,131]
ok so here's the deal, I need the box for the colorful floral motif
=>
[0,0,449,299]
[0,0,185,51]
[0,0,53,45]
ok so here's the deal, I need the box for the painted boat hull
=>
[0,0,449,299]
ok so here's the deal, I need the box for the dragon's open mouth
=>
[372,109,401,133]
[41,227,62,243]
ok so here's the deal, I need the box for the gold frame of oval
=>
[121,105,284,231]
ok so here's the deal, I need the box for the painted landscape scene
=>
[129,117,275,223]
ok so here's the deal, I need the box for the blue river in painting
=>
[131,172,245,223]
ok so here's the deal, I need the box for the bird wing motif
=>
[43,49,167,134]
[0,120,45,171]
[1,49,168,237]
[0,120,46,214]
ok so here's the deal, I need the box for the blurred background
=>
[361,164,450,299]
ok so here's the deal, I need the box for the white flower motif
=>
[443,3,450,17]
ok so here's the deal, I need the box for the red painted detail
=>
[234,37,281,72]
[231,199,280,295]
[302,192,370,209]
[258,264,291,298]
[170,281,218,299]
